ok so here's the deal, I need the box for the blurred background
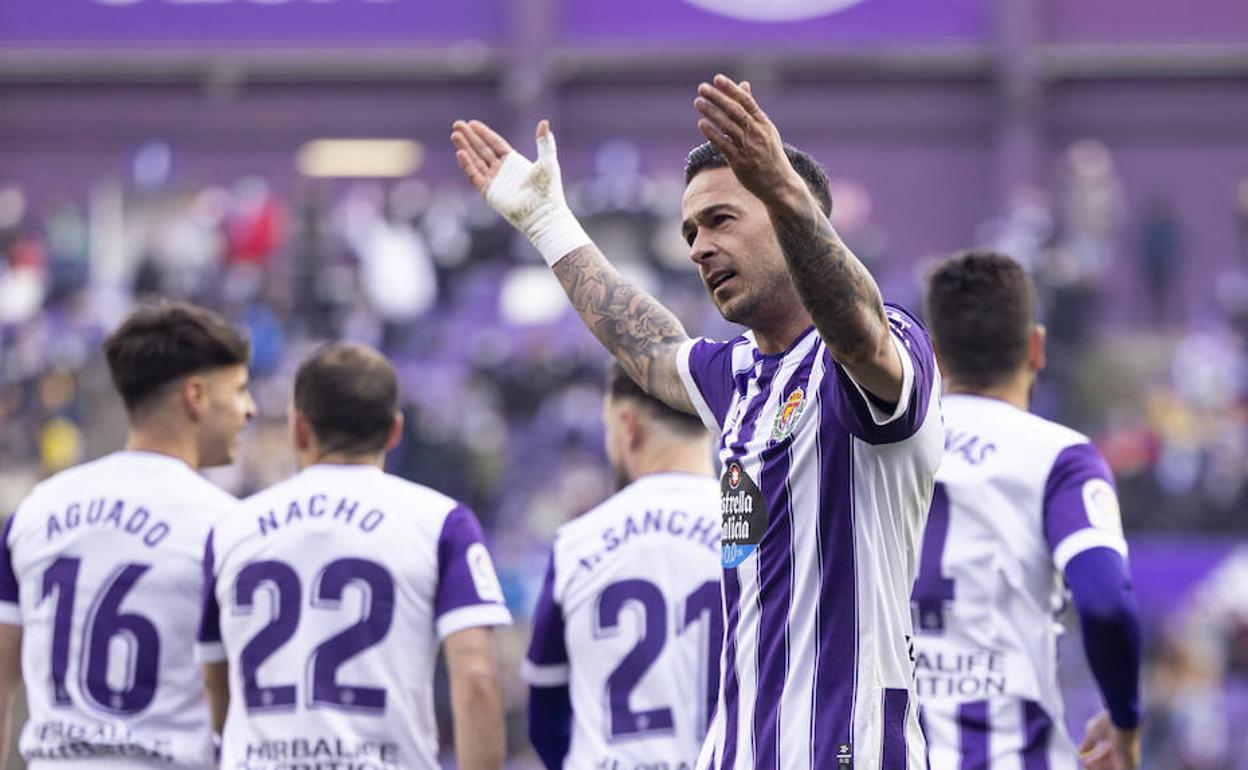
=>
[0,0,1246,766]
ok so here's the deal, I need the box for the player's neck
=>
[299,451,386,470]
[125,429,200,469]
[946,376,1031,411]
[628,444,714,481]
[752,308,815,355]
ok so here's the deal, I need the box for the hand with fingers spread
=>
[451,119,591,267]
[693,74,806,208]
[1078,710,1140,770]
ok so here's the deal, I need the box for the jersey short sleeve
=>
[826,304,938,444]
[1043,442,1129,570]
[677,337,738,431]
[434,505,512,641]
[195,530,225,664]
[0,515,19,626]
[521,554,569,687]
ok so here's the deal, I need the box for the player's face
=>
[197,364,256,468]
[681,167,795,328]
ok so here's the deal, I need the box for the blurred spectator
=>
[1139,199,1185,327]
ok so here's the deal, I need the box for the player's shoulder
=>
[946,395,1090,447]
[17,454,109,508]
[690,329,757,360]
[883,301,927,331]
[554,473,718,546]
[373,472,464,523]
[17,452,235,518]
[1008,408,1096,464]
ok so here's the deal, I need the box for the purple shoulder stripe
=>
[0,515,18,606]
[824,304,936,445]
[525,554,568,667]
[435,504,503,618]
[196,531,221,644]
[683,336,747,429]
[1042,442,1117,552]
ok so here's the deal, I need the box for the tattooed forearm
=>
[552,246,695,413]
[769,192,889,364]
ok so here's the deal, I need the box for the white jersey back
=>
[522,473,723,770]
[912,395,1128,770]
[197,464,511,770]
[0,451,235,768]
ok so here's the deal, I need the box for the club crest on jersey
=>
[772,386,807,441]
[721,461,768,568]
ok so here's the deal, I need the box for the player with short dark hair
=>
[0,300,255,768]
[524,363,721,769]
[197,342,511,770]
[684,140,833,218]
[454,74,942,770]
[915,251,1141,770]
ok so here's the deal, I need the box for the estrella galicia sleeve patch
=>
[720,460,768,569]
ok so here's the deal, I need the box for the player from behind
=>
[0,302,255,768]
[197,342,510,770]
[523,363,722,770]
[914,251,1141,770]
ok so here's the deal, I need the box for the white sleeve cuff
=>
[676,339,720,432]
[194,641,227,664]
[436,603,513,641]
[844,333,914,426]
[521,659,571,687]
[1053,528,1129,572]
[0,601,19,626]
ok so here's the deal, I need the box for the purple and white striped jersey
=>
[522,472,723,769]
[912,395,1129,770]
[196,464,512,770]
[677,305,944,770]
[0,451,234,769]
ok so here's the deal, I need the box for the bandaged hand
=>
[452,119,592,267]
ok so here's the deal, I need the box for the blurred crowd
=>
[0,138,1247,766]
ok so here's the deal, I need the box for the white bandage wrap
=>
[486,131,592,267]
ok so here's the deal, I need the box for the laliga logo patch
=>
[1081,478,1123,537]
[681,0,868,22]
[466,543,505,603]
[772,386,807,442]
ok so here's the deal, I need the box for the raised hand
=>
[1078,710,1140,770]
[450,119,589,266]
[450,117,694,414]
[693,74,802,206]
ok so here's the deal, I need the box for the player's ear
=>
[181,375,208,421]
[1029,325,1046,373]
[384,410,404,453]
[623,408,645,451]
[291,408,314,453]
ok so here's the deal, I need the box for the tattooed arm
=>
[766,184,900,401]
[451,118,694,413]
[552,246,694,413]
[692,75,903,401]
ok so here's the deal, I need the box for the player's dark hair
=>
[924,250,1035,390]
[684,141,833,217]
[294,342,399,456]
[607,363,706,437]
[104,301,250,415]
